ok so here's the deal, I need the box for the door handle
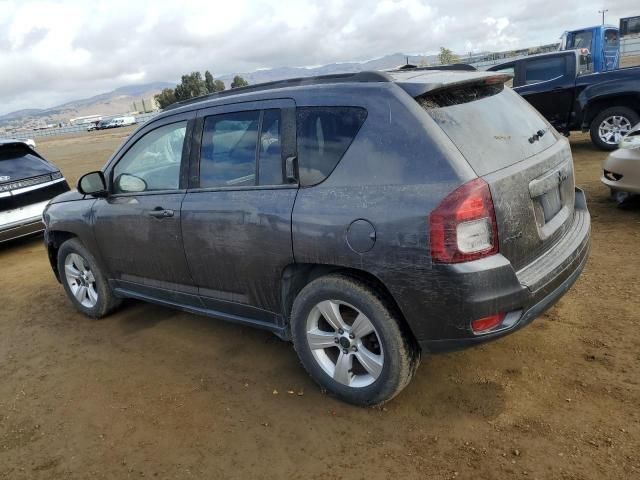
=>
[148,208,174,218]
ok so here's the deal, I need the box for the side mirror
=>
[77,171,107,197]
[115,173,147,193]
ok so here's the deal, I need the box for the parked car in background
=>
[0,140,70,242]
[89,117,136,131]
[43,70,590,405]
[601,123,640,206]
[488,50,640,150]
[108,116,136,129]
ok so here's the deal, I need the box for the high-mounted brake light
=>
[429,178,499,263]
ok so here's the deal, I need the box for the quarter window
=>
[113,121,186,193]
[524,57,565,85]
[297,107,367,186]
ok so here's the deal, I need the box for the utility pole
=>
[598,9,608,25]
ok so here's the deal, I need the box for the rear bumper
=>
[412,188,591,353]
[0,202,47,242]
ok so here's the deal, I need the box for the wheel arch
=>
[581,94,640,130]
[45,230,78,282]
[280,263,418,347]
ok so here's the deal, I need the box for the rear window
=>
[420,85,556,176]
[0,145,34,161]
[297,107,367,186]
[524,57,565,85]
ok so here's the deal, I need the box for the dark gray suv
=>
[43,70,590,405]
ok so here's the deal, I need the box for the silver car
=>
[602,123,640,206]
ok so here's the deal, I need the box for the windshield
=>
[566,30,593,50]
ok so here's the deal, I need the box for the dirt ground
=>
[1,128,639,480]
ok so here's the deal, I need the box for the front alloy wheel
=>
[64,253,98,308]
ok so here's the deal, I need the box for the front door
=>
[181,99,298,325]
[93,117,199,305]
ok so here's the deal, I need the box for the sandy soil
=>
[1,128,639,479]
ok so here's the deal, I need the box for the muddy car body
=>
[43,70,591,405]
[0,140,70,242]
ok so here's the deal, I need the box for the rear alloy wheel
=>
[590,107,640,151]
[306,300,384,388]
[57,238,121,318]
[291,275,419,406]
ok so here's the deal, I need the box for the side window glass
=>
[200,111,259,187]
[258,109,283,185]
[113,121,186,193]
[297,107,367,186]
[524,57,565,85]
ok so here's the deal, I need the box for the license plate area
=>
[538,186,562,223]
[529,161,573,239]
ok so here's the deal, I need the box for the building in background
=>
[131,97,159,114]
[620,15,640,68]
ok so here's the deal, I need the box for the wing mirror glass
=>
[77,171,107,197]
[115,173,147,193]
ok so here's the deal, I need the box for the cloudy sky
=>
[0,0,636,115]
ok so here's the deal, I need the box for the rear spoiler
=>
[390,71,513,98]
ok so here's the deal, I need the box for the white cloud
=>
[0,0,638,115]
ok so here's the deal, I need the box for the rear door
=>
[181,99,297,324]
[513,54,575,132]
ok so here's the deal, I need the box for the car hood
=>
[48,189,86,204]
[0,153,58,182]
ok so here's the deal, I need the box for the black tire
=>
[590,107,640,151]
[57,238,121,318]
[290,274,419,406]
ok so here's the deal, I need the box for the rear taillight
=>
[429,178,499,263]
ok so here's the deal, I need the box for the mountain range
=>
[1,53,438,130]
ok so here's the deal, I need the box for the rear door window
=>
[199,109,287,188]
[524,57,566,85]
[297,107,367,186]
[200,111,260,187]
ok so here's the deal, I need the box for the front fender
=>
[44,198,102,279]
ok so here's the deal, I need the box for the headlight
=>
[620,133,640,150]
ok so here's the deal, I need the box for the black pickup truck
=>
[488,50,640,150]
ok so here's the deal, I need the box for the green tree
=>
[231,75,249,89]
[438,47,459,65]
[174,72,208,101]
[214,79,226,91]
[154,88,177,109]
[204,71,226,93]
[204,70,216,93]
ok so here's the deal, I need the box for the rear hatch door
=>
[412,74,576,272]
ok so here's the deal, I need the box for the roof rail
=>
[164,71,393,111]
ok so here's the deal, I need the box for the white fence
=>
[4,111,159,141]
